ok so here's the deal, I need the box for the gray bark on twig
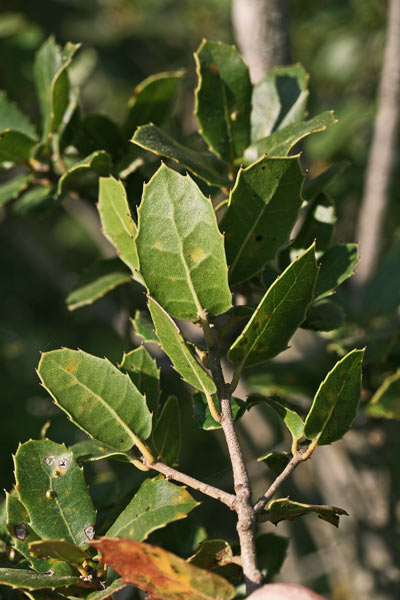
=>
[232,0,291,82]
[354,0,400,289]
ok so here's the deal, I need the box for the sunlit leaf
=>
[0,569,78,591]
[259,498,348,527]
[28,540,87,564]
[57,151,111,197]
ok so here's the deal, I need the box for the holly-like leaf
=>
[246,395,304,443]
[302,299,344,332]
[187,539,242,580]
[260,498,348,527]
[13,186,55,215]
[152,396,180,465]
[28,540,87,564]
[251,64,308,142]
[91,538,235,600]
[137,165,232,321]
[147,297,216,394]
[221,155,304,285]
[304,349,365,445]
[124,70,184,137]
[106,476,198,541]
[97,176,140,278]
[257,452,291,476]
[120,347,160,414]
[57,151,111,197]
[228,244,318,367]
[255,533,289,582]
[131,125,230,187]
[66,258,132,311]
[0,569,78,591]
[194,40,251,162]
[131,310,159,344]
[70,439,132,464]
[0,174,32,207]
[14,440,96,547]
[315,243,359,299]
[37,348,152,451]
[6,493,51,573]
[244,111,337,163]
[192,393,245,431]
[365,370,400,420]
[34,38,80,143]
[87,578,127,600]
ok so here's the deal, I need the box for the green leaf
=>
[194,40,252,161]
[13,186,55,215]
[131,125,230,187]
[0,92,37,139]
[187,539,242,580]
[0,174,32,207]
[244,111,337,162]
[221,155,304,285]
[28,540,87,564]
[192,393,244,431]
[137,164,232,321]
[257,452,291,476]
[106,476,198,540]
[66,258,132,311]
[37,348,152,451]
[0,131,37,164]
[152,396,180,465]
[246,395,304,443]
[256,533,289,582]
[70,439,132,464]
[131,310,159,344]
[0,568,78,591]
[73,114,125,161]
[14,440,96,547]
[98,176,141,278]
[304,348,365,445]
[302,299,344,331]
[87,578,127,600]
[147,296,216,394]
[228,244,318,367]
[57,151,112,197]
[315,243,359,299]
[91,538,235,600]
[302,161,349,201]
[260,498,348,527]
[34,38,80,142]
[365,370,400,420]
[124,70,184,137]
[6,493,51,573]
[120,347,160,414]
[251,64,308,142]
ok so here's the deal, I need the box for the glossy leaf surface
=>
[120,347,160,414]
[304,349,365,445]
[28,540,87,564]
[261,498,348,527]
[195,40,251,161]
[131,125,230,187]
[91,538,235,600]
[57,151,111,196]
[0,569,78,591]
[244,111,336,163]
[147,297,216,393]
[38,348,152,450]
[152,396,180,465]
[14,440,95,547]
[98,176,140,276]
[366,370,400,420]
[228,245,318,367]
[106,476,198,540]
[251,64,308,142]
[66,258,131,311]
[124,70,184,136]
[0,174,32,207]
[222,155,303,284]
[315,243,359,299]
[137,165,232,321]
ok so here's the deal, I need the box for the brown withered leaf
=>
[91,537,235,600]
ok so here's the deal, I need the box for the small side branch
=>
[142,459,236,509]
